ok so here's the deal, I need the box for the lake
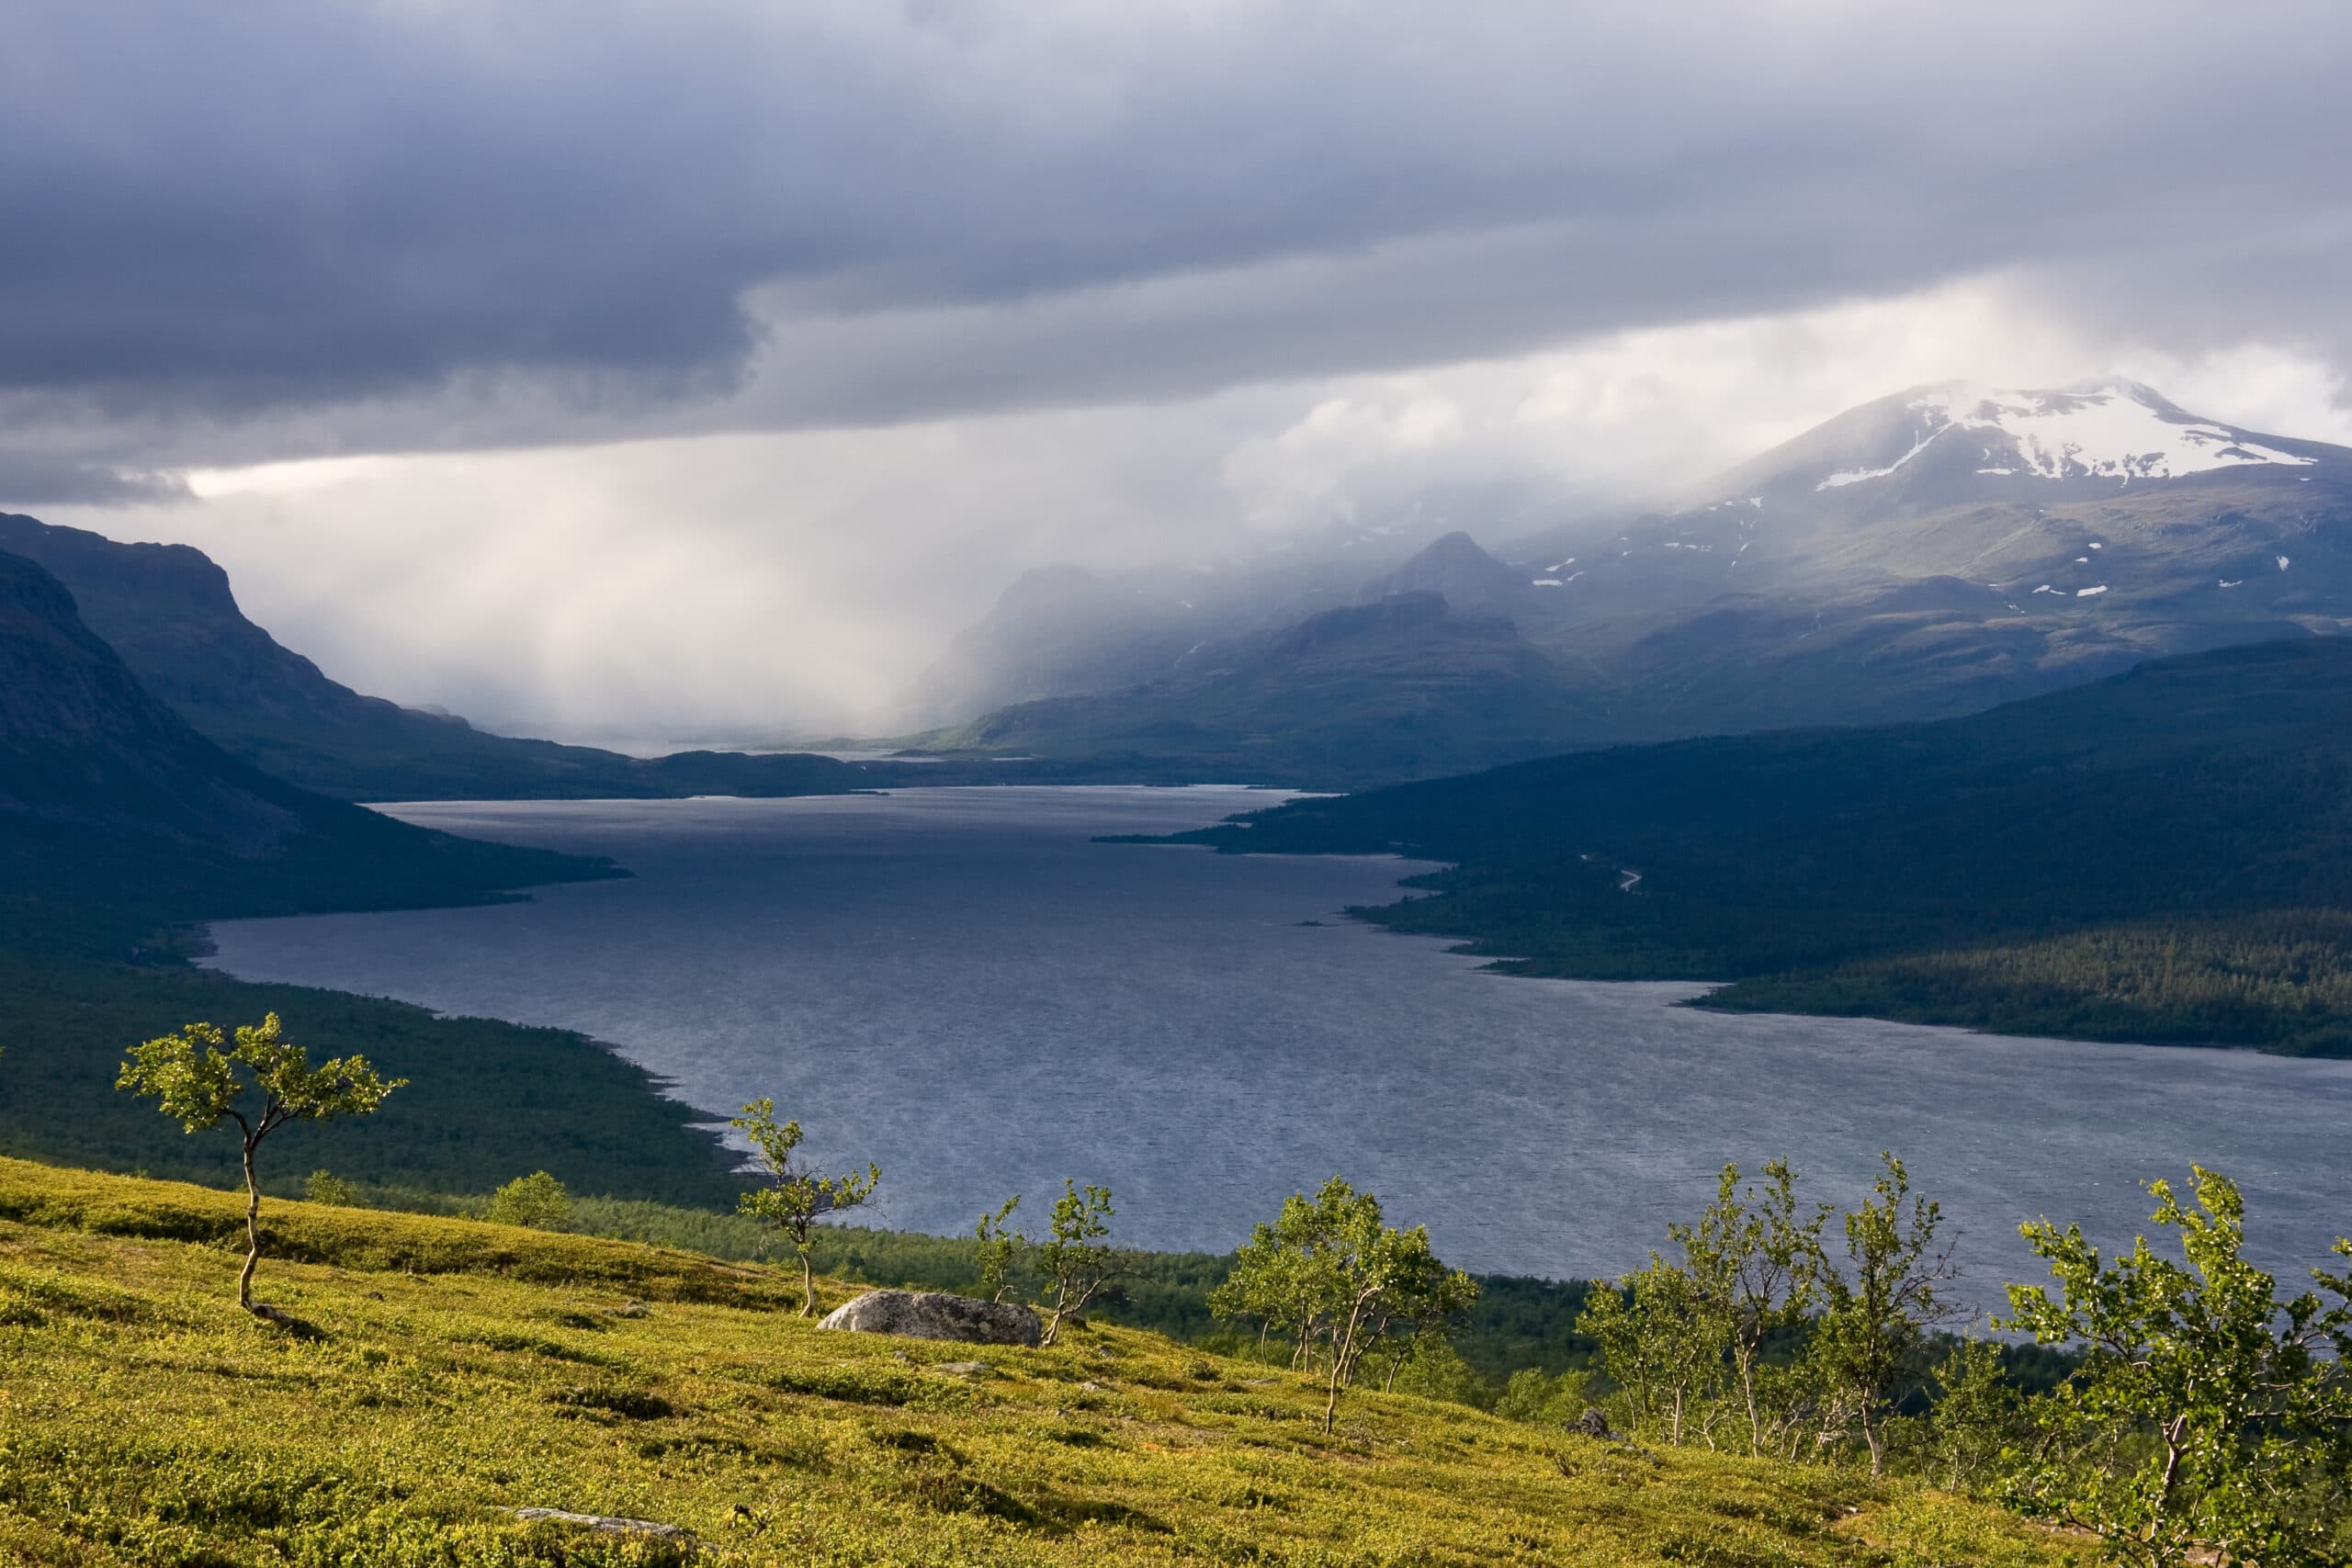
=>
[203,786,2352,1309]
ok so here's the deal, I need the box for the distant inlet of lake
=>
[201,786,2352,1311]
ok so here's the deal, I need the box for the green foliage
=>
[1491,1364,1594,1426]
[1712,912,2352,1057]
[1382,1335,1489,1408]
[303,1168,357,1206]
[1582,1161,1830,1454]
[974,1194,1024,1303]
[118,1012,403,1137]
[1680,1159,1829,1457]
[0,950,744,1206]
[2000,1167,2352,1568]
[1920,1338,2030,1498]
[1211,1175,1477,1433]
[1582,1252,1724,1444]
[1582,1154,1957,1474]
[728,1098,880,1316]
[1035,1180,1126,1347]
[1812,1154,1959,1476]
[116,1012,403,1311]
[488,1170,574,1231]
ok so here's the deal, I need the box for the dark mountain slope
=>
[1359,530,1530,610]
[944,592,1609,785]
[0,550,610,953]
[0,514,871,802]
[1168,637,2352,1053]
[893,521,1464,730]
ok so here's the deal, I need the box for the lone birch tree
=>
[1035,1180,1129,1345]
[729,1098,879,1316]
[117,1014,402,1317]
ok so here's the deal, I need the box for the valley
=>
[188,787,2352,1302]
[0,369,2346,1568]
[9,18,2352,1562]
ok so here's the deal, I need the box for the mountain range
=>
[907,379,2351,784]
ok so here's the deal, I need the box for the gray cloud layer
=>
[6,0,2350,489]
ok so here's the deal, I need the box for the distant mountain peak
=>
[1359,530,1524,608]
[1810,378,2316,492]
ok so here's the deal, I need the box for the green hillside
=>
[1160,637,2352,1053]
[0,1157,2076,1567]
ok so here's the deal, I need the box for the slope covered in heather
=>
[0,1156,2076,1567]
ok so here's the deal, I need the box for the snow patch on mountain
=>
[1815,380,2316,491]
[1817,427,1943,490]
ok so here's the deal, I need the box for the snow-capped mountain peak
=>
[1814,378,2314,491]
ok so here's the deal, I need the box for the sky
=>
[6,1,2352,736]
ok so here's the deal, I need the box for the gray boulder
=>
[511,1507,695,1543]
[817,1289,1043,1347]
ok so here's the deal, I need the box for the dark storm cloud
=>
[0,457,191,508]
[4,0,2350,464]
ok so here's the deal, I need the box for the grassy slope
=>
[0,1158,2078,1568]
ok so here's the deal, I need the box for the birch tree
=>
[117,1014,402,1317]
[2001,1168,2352,1568]
[1807,1152,1959,1475]
[729,1098,879,1316]
[1213,1177,1475,1434]
[1035,1180,1129,1345]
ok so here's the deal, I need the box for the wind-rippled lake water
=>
[203,787,2352,1307]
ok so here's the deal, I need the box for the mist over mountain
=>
[939,587,1602,784]
[892,517,1465,731]
[909,379,2351,782]
[1358,530,1530,611]
[0,514,873,802]
[1530,378,2346,603]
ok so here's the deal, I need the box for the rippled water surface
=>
[204,787,2352,1304]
